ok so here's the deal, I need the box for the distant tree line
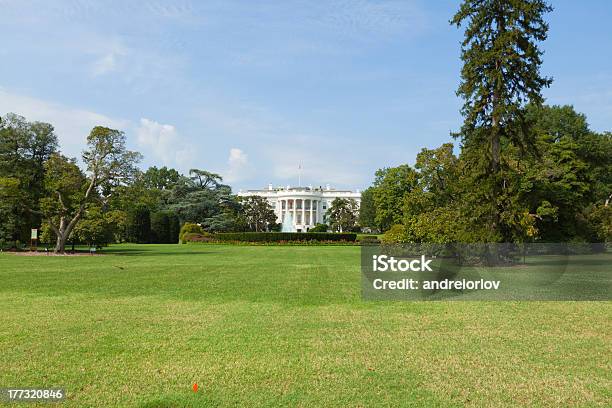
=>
[359,104,611,243]
[0,117,282,252]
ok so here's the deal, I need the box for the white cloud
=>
[0,88,127,160]
[92,53,117,76]
[136,118,194,169]
[224,147,249,183]
[89,37,129,77]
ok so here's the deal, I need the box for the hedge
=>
[213,232,356,242]
[182,232,215,243]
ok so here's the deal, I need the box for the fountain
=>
[281,212,295,232]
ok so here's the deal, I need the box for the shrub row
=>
[181,232,214,243]
[212,232,357,242]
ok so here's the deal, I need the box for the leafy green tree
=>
[40,154,88,252]
[41,127,141,252]
[127,204,151,243]
[380,224,409,244]
[403,144,460,222]
[0,177,21,247]
[168,213,180,243]
[372,165,418,231]
[202,195,248,232]
[150,211,180,243]
[452,0,553,241]
[239,196,278,232]
[328,198,359,232]
[70,206,115,247]
[358,187,377,231]
[397,144,466,243]
[166,169,232,224]
[309,223,328,232]
[0,114,58,244]
[189,169,224,189]
[142,166,181,190]
[509,105,612,241]
[584,204,611,243]
[104,209,128,243]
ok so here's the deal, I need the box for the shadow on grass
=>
[103,246,219,257]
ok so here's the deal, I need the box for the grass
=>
[0,244,610,407]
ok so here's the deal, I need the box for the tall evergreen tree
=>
[451,0,553,240]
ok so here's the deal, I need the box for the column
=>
[310,199,314,226]
[293,199,296,228]
[302,199,305,227]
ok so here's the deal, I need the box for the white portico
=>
[237,184,361,232]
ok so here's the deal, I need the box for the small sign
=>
[31,229,38,240]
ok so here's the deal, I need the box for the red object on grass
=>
[193,383,198,392]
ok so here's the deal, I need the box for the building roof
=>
[239,184,359,194]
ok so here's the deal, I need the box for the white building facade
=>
[237,184,361,232]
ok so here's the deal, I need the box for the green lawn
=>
[0,244,610,407]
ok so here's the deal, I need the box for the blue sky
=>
[1,0,610,191]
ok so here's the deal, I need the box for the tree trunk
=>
[53,213,81,253]
[491,126,500,173]
[55,234,66,253]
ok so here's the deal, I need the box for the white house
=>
[237,184,361,232]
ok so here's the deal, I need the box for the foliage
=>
[39,154,88,248]
[372,165,418,231]
[151,211,180,244]
[70,206,115,246]
[127,204,151,243]
[327,198,359,232]
[380,224,409,244]
[584,204,611,243]
[180,231,215,243]
[179,222,204,243]
[451,0,553,241]
[358,187,377,230]
[142,166,181,190]
[104,210,128,243]
[0,177,22,246]
[41,126,141,252]
[238,195,278,232]
[309,223,328,232]
[0,113,58,244]
[165,169,233,224]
